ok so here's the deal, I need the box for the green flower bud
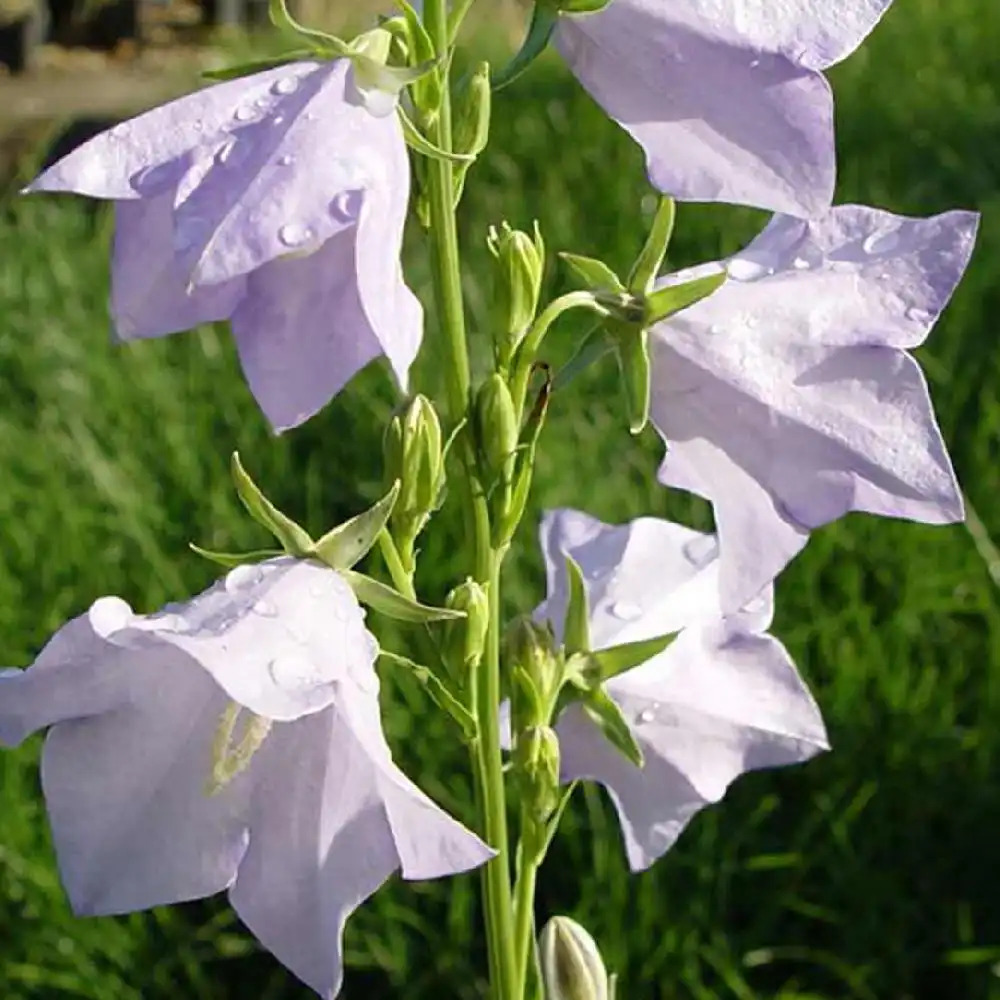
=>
[487,221,545,366]
[453,62,491,204]
[442,578,490,679]
[539,916,609,1000]
[386,395,445,543]
[513,724,561,823]
[475,374,519,484]
[504,616,561,724]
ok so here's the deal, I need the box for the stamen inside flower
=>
[206,701,273,795]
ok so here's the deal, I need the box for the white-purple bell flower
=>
[536,508,828,872]
[556,0,894,216]
[650,204,979,612]
[0,557,491,998]
[26,59,421,432]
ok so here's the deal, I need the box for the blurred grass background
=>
[2,0,1000,997]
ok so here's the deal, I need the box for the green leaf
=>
[627,196,676,294]
[559,253,626,294]
[202,51,315,82]
[553,321,613,391]
[643,270,727,325]
[188,543,284,568]
[582,687,644,768]
[342,570,465,623]
[590,631,679,681]
[493,1,559,91]
[614,326,651,435]
[230,452,314,555]
[310,481,400,570]
[399,105,476,162]
[380,651,477,741]
[563,553,591,655]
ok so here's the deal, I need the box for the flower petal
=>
[26,64,321,200]
[112,194,247,341]
[229,230,383,432]
[557,626,827,871]
[556,3,835,215]
[651,206,976,611]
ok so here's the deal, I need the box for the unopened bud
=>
[385,395,444,542]
[475,374,519,484]
[513,724,561,823]
[539,916,609,1000]
[504,616,561,718]
[487,221,545,366]
[453,62,491,204]
[442,578,489,678]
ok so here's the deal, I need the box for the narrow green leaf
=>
[563,553,591,654]
[230,452,314,555]
[399,105,476,162]
[202,51,315,82]
[553,321,613,391]
[380,651,477,741]
[627,196,676,294]
[188,543,284,569]
[591,631,679,681]
[559,252,626,294]
[310,481,400,570]
[582,687,644,768]
[342,570,465,623]
[614,327,651,435]
[493,1,559,91]
[643,270,727,325]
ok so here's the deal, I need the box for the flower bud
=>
[487,221,545,366]
[385,395,444,542]
[475,374,519,484]
[513,724,561,823]
[539,916,609,1000]
[441,578,489,679]
[504,616,561,723]
[453,62,491,204]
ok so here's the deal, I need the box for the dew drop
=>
[277,154,293,166]
[610,600,643,621]
[233,105,258,123]
[225,564,261,594]
[278,222,313,248]
[192,120,204,133]
[215,140,236,166]
[272,76,299,96]
[862,230,900,256]
[709,323,724,335]
[906,306,932,324]
[267,652,326,691]
[792,256,812,270]
[89,596,133,634]
[683,534,718,568]
[271,114,285,126]
[330,190,362,221]
[252,599,277,618]
[749,58,761,68]
[726,256,773,282]
[637,706,657,724]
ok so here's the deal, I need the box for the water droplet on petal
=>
[271,114,285,126]
[637,706,657,724]
[749,58,761,68]
[268,652,327,691]
[90,596,133,634]
[252,599,277,617]
[683,534,718,568]
[862,230,900,256]
[792,256,812,270]
[610,600,642,621]
[192,120,204,132]
[709,323,723,335]
[278,223,313,248]
[234,105,258,123]
[906,306,932,324]
[330,190,362,222]
[215,139,236,165]
[726,257,773,282]
[272,76,299,96]
[225,564,261,594]
[277,154,293,166]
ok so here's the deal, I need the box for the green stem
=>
[422,3,517,997]
[512,833,540,992]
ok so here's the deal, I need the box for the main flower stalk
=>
[422,2,518,997]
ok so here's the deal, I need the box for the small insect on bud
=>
[487,221,546,367]
[441,578,490,679]
[539,916,610,1000]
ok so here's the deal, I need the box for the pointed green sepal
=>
[559,253,626,294]
[188,543,284,568]
[268,0,345,50]
[202,51,316,82]
[627,196,676,294]
[380,651,478,741]
[399,105,476,162]
[342,569,465,623]
[614,327,651,435]
[309,481,400,570]
[563,553,591,655]
[643,270,727,325]
[560,0,614,10]
[493,1,559,91]
[590,631,679,682]
[552,321,613,392]
[581,686,644,768]
[230,452,314,555]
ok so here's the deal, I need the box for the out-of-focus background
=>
[1,0,1000,997]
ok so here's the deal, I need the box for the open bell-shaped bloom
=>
[650,204,978,612]
[556,0,893,216]
[536,508,827,872]
[0,557,491,998]
[26,59,421,432]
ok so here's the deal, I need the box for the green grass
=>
[2,0,1000,996]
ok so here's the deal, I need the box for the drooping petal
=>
[230,696,490,999]
[26,64,321,201]
[651,206,977,611]
[229,231,384,432]
[555,1,838,215]
[557,626,827,871]
[172,60,403,287]
[112,193,247,341]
